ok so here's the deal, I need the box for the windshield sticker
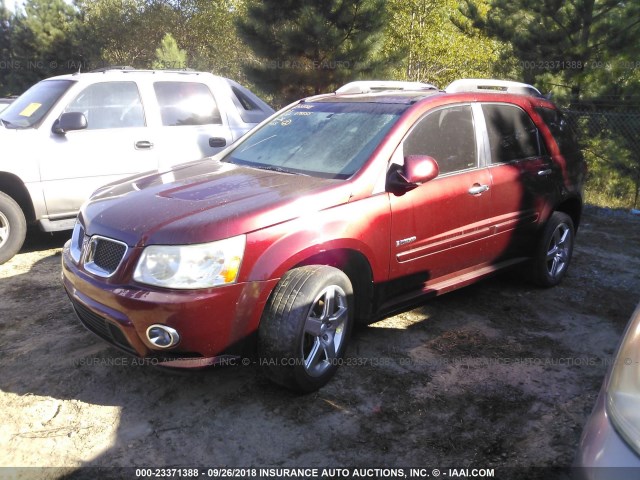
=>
[19,102,42,117]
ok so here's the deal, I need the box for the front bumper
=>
[62,243,278,367]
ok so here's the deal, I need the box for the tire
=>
[530,211,574,287]
[0,192,27,265]
[258,265,354,392]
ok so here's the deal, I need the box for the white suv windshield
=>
[1,79,74,129]
[225,101,405,179]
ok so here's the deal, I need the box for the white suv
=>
[0,68,274,263]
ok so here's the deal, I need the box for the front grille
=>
[84,236,128,277]
[93,239,127,273]
[72,300,136,354]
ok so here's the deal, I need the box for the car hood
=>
[82,159,350,247]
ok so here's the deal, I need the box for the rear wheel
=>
[531,211,574,287]
[0,192,27,265]
[258,265,354,392]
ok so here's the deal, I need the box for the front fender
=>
[243,194,392,283]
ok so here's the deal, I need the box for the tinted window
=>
[232,86,266,123]
[1,79,74,129]
[404,105,477,174]
[483,104,542,163]
[226,102,404,179]
[65,82,145,130]
[535,107,580,156]
[154,82,222,126]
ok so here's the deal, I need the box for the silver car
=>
[575,302,640,479]
[0,68,273,264]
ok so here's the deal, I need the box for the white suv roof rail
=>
[337,80,438,95]
[445,78,542,97]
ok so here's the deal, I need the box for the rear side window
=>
[64,81,145,130]
[535,106,581,156]
[403,105,477,174]
[154,82,222,126]
[482,104,542,163]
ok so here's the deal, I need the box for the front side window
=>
[1,79,74,129]
[482,104,542,163]
[225,101,404,179]
[154,82,222,126]
[65,81,145,130]
[403,105,477,174]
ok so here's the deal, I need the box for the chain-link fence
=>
[563,106,640,209]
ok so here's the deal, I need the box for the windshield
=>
[225,101,405,179]
[0,79,74,129]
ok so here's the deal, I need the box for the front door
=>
[389,104,494,291]
[40,81,158,219]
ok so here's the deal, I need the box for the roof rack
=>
[445,79,542,97]
[337,81,438,95]
[89,66,136,73]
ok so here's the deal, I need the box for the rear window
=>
[154,82,222,126]
[482,103,543,163]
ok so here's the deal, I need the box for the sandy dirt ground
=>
[1,207,639,479]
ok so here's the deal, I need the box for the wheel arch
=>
[292,249,375,324]
[0,172,36,223]
[555,196,583,231]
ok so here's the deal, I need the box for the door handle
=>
[538,168,553,176]
[468,184,490,195]
[209,137,227,148]
[135,140,154,150]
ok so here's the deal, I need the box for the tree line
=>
[1,0,639,205]
[1,0,638,105]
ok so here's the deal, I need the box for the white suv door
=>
[40,81,158,218]
[150,81,234,169]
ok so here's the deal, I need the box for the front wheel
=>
[0,192,27,265]
[258,265,354,392]
[530,211,575,287]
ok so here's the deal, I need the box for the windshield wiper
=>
[250,164,299,175]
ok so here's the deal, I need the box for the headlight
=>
[133,235,246,289]
[606,303,640,455]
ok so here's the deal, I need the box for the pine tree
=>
[458,0,640,100]
[153,33,187,69]
[0,0,12,94]
[237,0,388,105]
[7,0,84,93]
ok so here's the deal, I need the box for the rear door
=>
[388,104,494,290]
[150,81,233,169]
[479,102,556,259]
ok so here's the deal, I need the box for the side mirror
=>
[52,112,88,135]
[387,155,439,193]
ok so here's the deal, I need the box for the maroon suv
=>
[62,79,585,392]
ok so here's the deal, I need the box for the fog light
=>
[146,325,180,348]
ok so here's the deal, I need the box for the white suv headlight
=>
[606,303,640,455]
[133,235,246,289]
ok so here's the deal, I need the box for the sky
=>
[5,0,74,12]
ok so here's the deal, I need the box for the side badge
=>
[396,236,417,247]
